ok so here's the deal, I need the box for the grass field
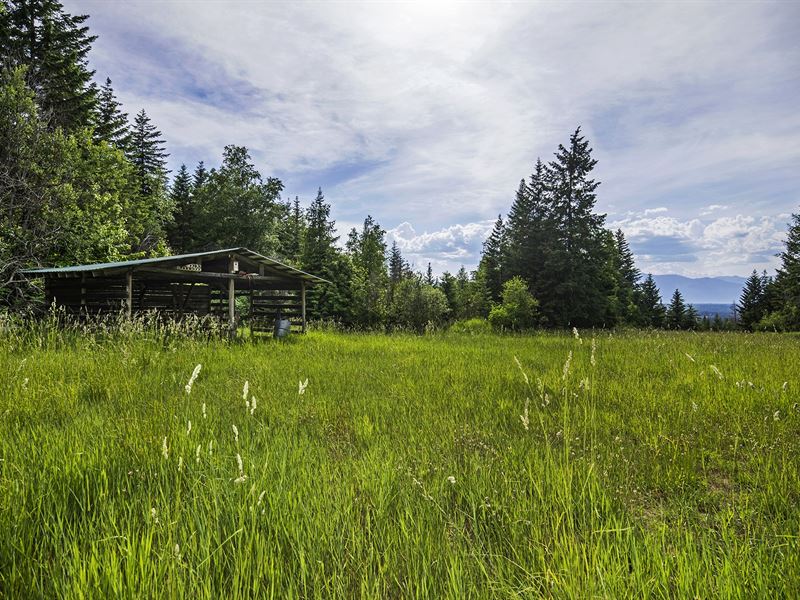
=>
[0,323,798,598]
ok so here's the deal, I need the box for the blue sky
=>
[69,0,800,276]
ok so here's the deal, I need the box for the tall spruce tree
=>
[541,127,613,326]
[478,215,507,303]
[1,0,97,131]
[346,215,388,327]
[665,289,687,330]
[93,77,129,149]
[637,273,665,327]
[737,270,767,330]
[129,109,168,197]
[388,242,408,294]
[281,196,305,266]
[614,228,640,322]
[505,159,550,295]
[192,160,208,191]
[165,164,194,253]
[301,188,353,321]
[771,211,800,328]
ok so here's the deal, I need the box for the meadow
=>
[0,321,798,598]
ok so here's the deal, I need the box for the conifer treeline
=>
[3,0,800,331]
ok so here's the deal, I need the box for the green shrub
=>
[488,276,539,330]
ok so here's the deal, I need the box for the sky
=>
[68,0,800,277]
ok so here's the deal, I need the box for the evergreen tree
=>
[388,242,409,298]
[614,228,640,322]
[665,289,687,330]
[771,211,800,328]
[478,215,506,303]
[684,304,699,330]
[1,0,98,131]
[637,273,665,327]
[93,77,129,149]
[192,160,208,191]
[128,109,168,197]
[505,159,550,296]
[301,188,353,321]
[346,215,388,327]
[425,262,434,285]
[540,127,613,326]
[281,196,304,266]
[737,270,767,330]
[165,164,194,253]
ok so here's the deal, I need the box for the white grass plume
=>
[185,364,202,394]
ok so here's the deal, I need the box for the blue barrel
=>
[273,317,291,338]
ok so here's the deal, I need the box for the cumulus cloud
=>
[386,220,495,273]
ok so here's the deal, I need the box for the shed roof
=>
[21,247,328,284]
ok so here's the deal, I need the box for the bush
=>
[488,277,539,331]
[390,278,449,333]
[449,318,492,335]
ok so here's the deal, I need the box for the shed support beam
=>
[228,256,236,335]
[126,271,133,318]
[301,281,307,334]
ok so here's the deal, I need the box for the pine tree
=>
[165,164,194,253]
[540,127,613,326]
[665,289,687,330]
[684,305,699,330]
[346,215,388,327]
[1,0,98,131]
[637,274,665,327]
[93,77,129,149]
[478,215,506,303]
[737,270,767,330]
[771,211,800,328]
[301,188,352,321]
[281,196,305,265]
[192,161,208,191]
[614,228,640,322]
[388,242,407,289]
[505,159,550,295]
[128,109,168,197]
[425,262,434,286]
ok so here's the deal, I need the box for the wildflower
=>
[232,424,239,444]
[572,327,582,344]
[195,444,201,463]
[151,508,159,524]
[173,543,181,560]
[178,456,184,472]
[202,403,207,419]
[234,475,248,484]
[692,402,698,412]
[162,437,169,459]
[520,398,530,431]
[299,378,309,395]
[447,475,456,484]
[185,364,202,394]
[186,420,192,436]
[513,356,529,385]
[590,338,596,368]
[250,396,257,416]
[243,381,249,403]
[562,351,573,381]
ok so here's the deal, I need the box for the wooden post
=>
[126,270,133,318]
[228,256,236,335]
[301,281,307,334]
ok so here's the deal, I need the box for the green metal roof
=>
[20,247,328,284]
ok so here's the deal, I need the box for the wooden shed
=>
[21,248,328,334]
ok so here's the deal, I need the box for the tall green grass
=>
[0,323,798,598]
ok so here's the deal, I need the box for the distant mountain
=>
[651,274,746,305]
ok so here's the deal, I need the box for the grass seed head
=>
[162,437,169,459]
[232,424,239,444]
[184,364,202,395]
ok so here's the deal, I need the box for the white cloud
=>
[644,207,668,215]
[386,220,495,273]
